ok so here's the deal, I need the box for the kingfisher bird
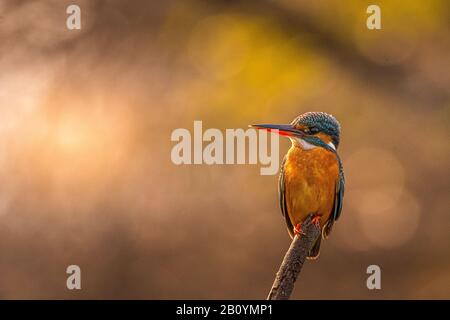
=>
[252,112,345,259]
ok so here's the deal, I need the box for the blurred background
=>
[0,0,449,299]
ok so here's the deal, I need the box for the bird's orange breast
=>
[283,145,339,230]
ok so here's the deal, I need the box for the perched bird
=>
[252,112,345,259]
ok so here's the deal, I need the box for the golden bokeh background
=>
[0,0,449,299]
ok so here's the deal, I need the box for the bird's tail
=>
[307,236,321,260]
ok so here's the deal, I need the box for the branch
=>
[267,214,321,300]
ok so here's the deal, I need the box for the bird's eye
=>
[306,127,319,134]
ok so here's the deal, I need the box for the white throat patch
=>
[292,137,316,150]
[327,141,336,150]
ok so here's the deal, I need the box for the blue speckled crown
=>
[292,112,341,147]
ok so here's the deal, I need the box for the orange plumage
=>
[283,145,340,233]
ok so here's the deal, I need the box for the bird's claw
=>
[293,223,304,236]
[312,215,321,227]
[294,216,321,236]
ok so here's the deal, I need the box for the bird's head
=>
[251,112,341,150]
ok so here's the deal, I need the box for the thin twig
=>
[267,214,321,300]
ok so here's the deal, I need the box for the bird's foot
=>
[311,215,321,227]
[293,223,304,236]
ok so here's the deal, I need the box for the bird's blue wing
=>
[279,156,294,238]
[323,156,345,238]
[334,168,345,221]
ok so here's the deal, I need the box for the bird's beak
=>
[250,124,304,137]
